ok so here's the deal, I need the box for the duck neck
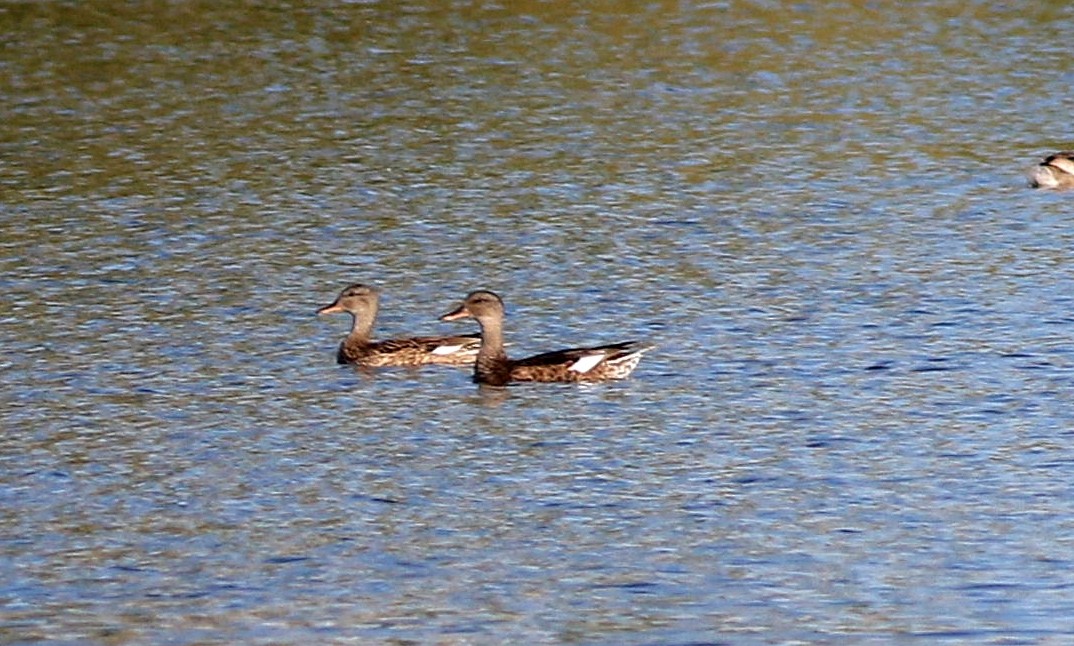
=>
[473,316,509,385]
[347,311,374,343]
[475,315,508,361]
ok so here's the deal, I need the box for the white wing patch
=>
[1050,156,1074,175]
[432,343,466,355]
[568,352,606,374]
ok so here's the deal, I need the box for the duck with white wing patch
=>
[440,290,653,386]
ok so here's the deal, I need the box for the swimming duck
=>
[440,290,653,386]
[1030,152,1074,189]
[318,283,481,367]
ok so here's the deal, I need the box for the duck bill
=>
[317,301,344,315]
[440,305,471,321]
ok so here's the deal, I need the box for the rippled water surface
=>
[4,1,1074,643]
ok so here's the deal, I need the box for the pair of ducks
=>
[318,284,652,386]
[1031,152,1074,189]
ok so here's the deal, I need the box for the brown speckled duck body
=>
[440,290,652,386]
[318,283,480,367]
[1031,152,1074,189]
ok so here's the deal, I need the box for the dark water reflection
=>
[4,1,1074,643]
